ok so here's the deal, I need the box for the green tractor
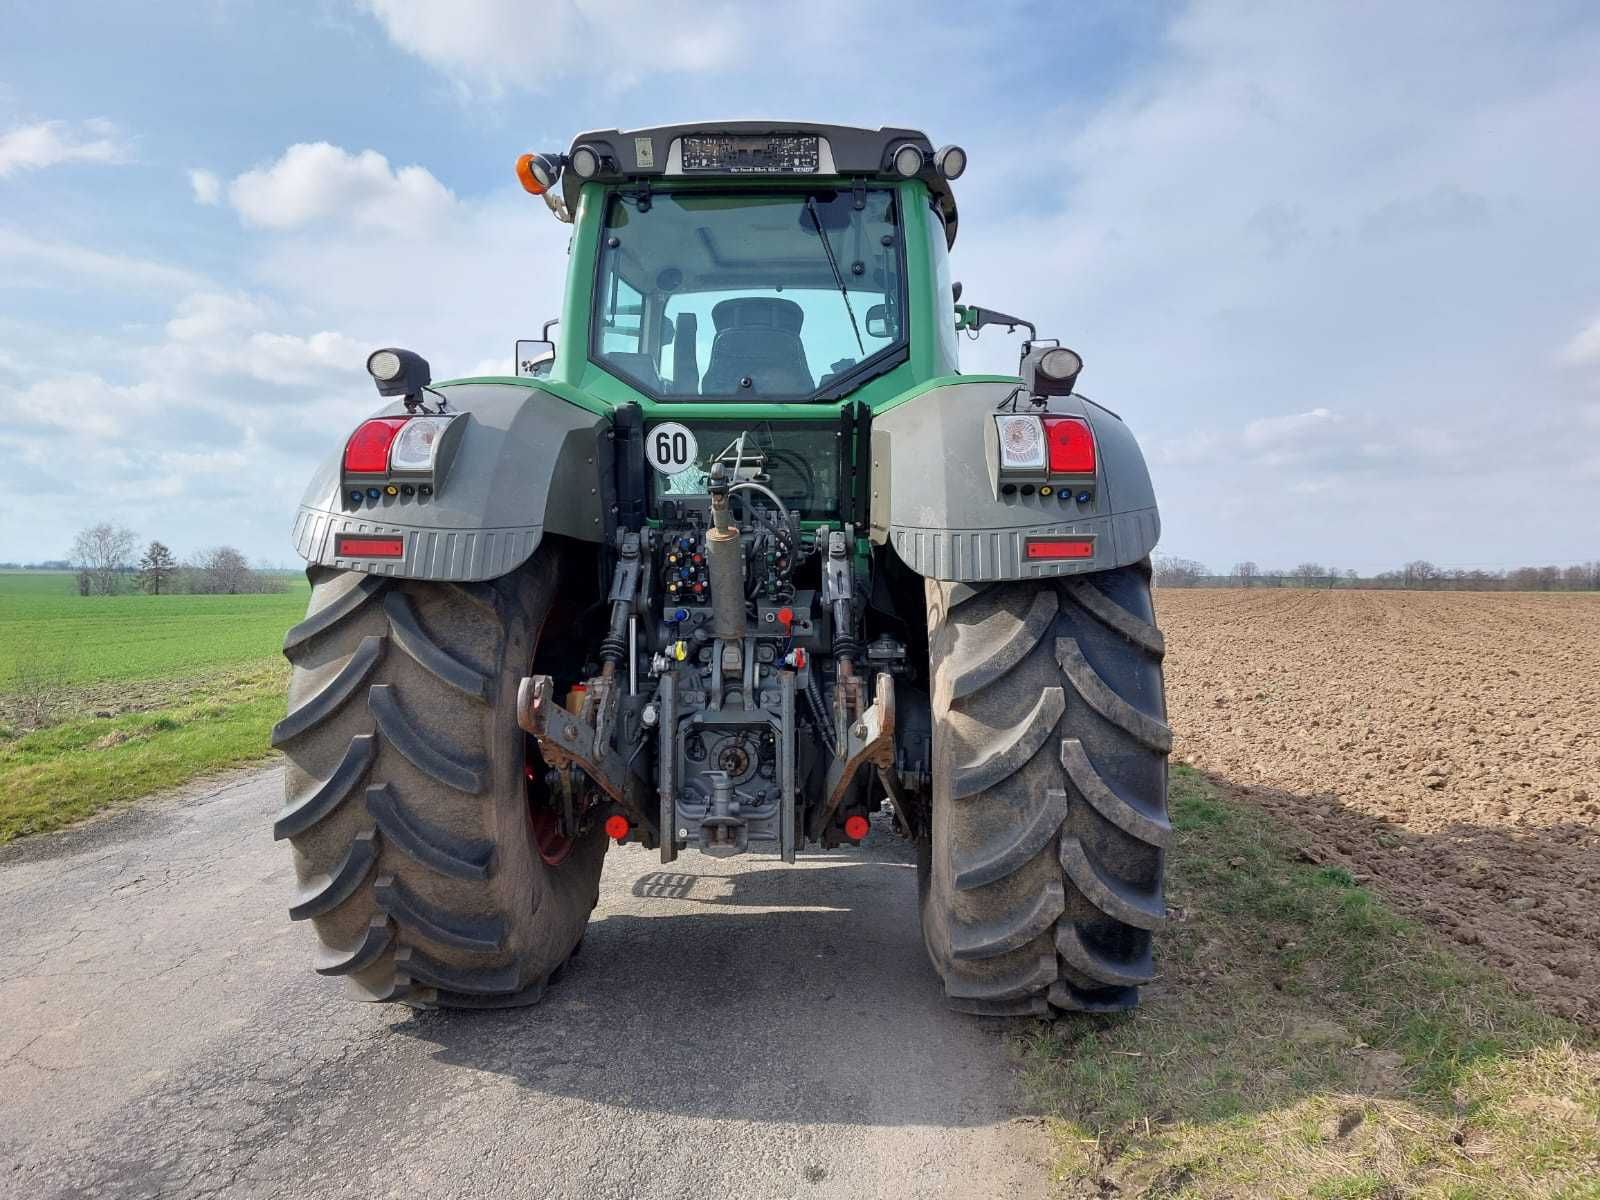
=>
[273,123,1170,1016]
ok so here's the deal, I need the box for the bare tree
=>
[1401,560,1440,588]
[138,540,177,595]
[70,522,137,596]
[1291,562,1326,586]
[1232,561,1258,588]
[1154,555,1210,587]
[194,546,254,595]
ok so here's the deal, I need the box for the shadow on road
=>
[387,828,1022,1128]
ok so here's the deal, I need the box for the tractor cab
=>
[515,124,968,412]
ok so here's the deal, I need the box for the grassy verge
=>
[1018,767,1599,1199]
[0,662,286,842]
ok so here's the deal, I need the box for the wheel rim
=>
[525,740,577,866]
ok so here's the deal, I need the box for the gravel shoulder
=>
[0,767,1048,1200]
[1159,588,1600,1024]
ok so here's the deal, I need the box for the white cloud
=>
[188,167,222,205]
[165,291,270,342]
[0,227,208,293]
[1241,408,1338,453]
[0,374,154,439]
[0,118,128,178]
[357,0,749,94]
[1560,315,1600,367]
[150,290,368,385]
[228,142,455,234]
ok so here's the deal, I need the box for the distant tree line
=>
[50,522,291,597]
[1153,554,1600,591]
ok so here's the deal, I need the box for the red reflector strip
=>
[1024,537,1094,561]
[336,534,405,558]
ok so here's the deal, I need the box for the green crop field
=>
[0,571,309,687]
[0,570,311,841]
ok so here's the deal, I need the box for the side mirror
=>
[515,339,555,377]
[864,304,896,339]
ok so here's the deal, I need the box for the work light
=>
[934,145,967,179]
[891,143,924,177]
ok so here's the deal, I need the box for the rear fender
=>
[870,380,1160,580]
[290,381,608,581]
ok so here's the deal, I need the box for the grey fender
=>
[290,381,608,581]
[869,380,1160,580]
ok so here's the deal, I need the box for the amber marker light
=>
[515,153,547,195]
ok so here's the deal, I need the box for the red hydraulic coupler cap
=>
[844,814,870,841]
[777,605,795,628]
[604,814,630,841]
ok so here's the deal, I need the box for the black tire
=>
[920,561,1171,1016]
[272,544,606,1007]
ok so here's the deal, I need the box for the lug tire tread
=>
[276,552,606,1008]
[921,561,1170,1016]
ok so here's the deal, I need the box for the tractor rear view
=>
[273,123,1171,1016]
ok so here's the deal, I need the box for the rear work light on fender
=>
[994,414,1096,478]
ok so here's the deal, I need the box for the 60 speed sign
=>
[645,422,698,475]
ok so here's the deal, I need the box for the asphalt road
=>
[0,766,1050,1199]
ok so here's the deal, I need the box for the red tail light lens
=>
[1042,416,1095,475]
[344,417,409,474]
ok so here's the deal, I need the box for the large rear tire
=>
[273,544,606,1007]
[920,562,1171,1016]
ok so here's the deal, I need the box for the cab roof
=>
[561,121,959,247]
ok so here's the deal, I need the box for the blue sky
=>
[2,0,1598,573]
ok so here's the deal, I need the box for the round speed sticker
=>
[645,422,698,475]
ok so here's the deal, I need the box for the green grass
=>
[0,664,287,841]
[0,572,308,841]
[0,571,308,688]
[1016,766,1599,1198]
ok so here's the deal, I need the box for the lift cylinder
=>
[706,524,744,640]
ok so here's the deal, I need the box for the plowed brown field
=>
[1158,588,1600,1025]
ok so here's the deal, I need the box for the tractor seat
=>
[700,297,815,395]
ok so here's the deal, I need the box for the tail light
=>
[389,416,454,471]
[995,414,1046,469]
[344,418,408,474]
[1042,416,1095,474]
[342,413,465,507]
[994,414,1096,477]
